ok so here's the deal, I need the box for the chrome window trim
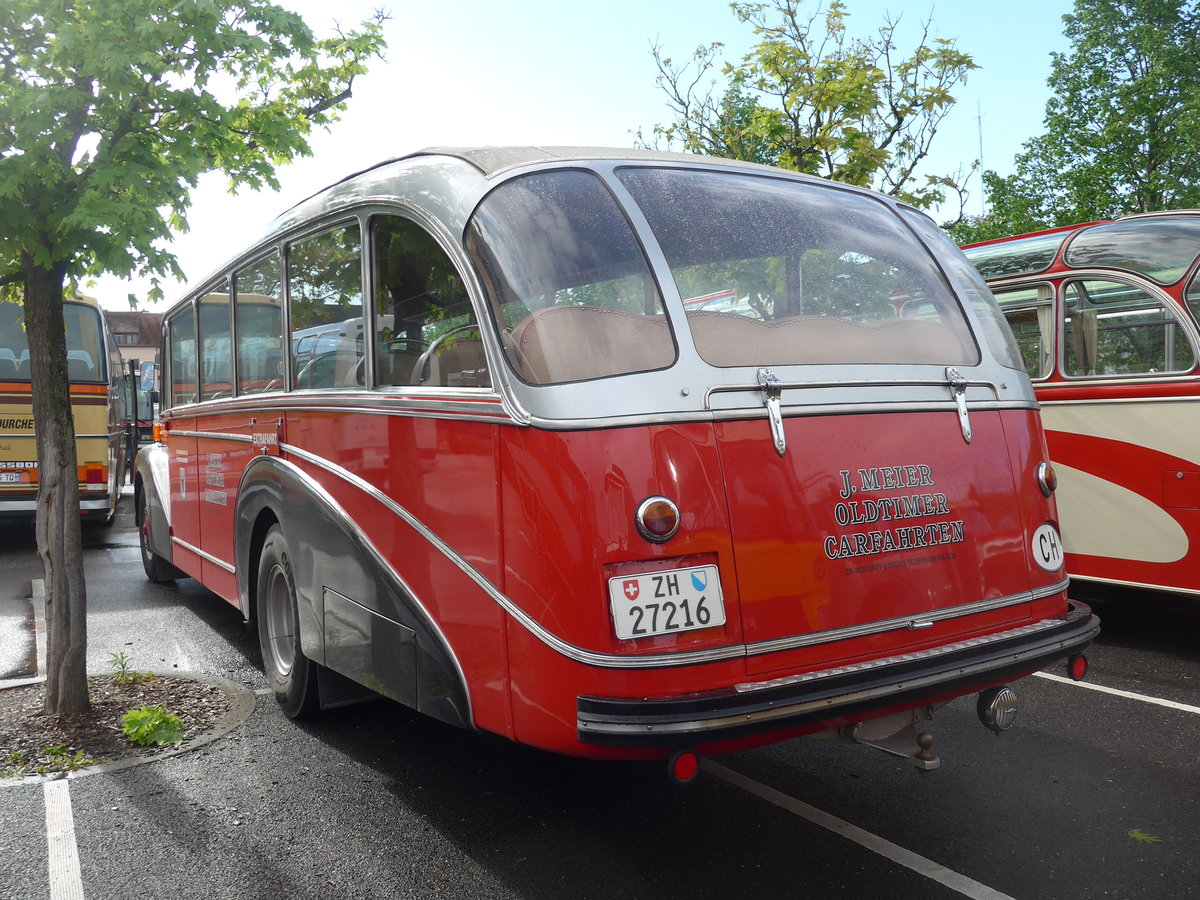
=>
[283,441,1068,671]
[171,535,236,573]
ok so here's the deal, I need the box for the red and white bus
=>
[0,293,128,522]
[135,147,1096,777]
[964,211,1200,600]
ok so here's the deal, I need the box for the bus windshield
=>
[0,301,108,384]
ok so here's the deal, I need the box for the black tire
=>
[138,487,177,583]
[256,525,320,717]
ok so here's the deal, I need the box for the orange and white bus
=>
[135,147,1096,778]
[0,294,128,522]
[964,211,1200,599]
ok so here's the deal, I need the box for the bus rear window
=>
[0,301,106,383]
[466,170,676,385]
[618,168,976,368]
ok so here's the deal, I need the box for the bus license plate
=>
[0,473,21,483]
[608,565,725,640]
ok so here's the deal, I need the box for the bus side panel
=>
[0,386,38,514]
[192,417,249,606]
[278,407,509,737]
[71,386,119,519]
[163,420,203,579]
[498,423,738,753]
[1042,394,1200,594]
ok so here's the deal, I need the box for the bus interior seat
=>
[422,337,489,388]
[67,350,96,381]
[509,306,672,384]
[686,311,969,366]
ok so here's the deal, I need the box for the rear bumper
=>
[577,600,1098,747]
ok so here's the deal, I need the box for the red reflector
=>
[1068,654,1088,681]
[668,749,700,784]
[85,466,105,484]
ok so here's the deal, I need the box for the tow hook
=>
[844,719,940,772]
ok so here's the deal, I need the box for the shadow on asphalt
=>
[1072,582,1200,662]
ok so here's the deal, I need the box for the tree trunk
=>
[23,258,90,715]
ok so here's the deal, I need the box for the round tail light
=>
[636,496,680,543]
[1037,461,1058,498]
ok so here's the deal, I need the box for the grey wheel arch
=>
[234,455,473,730]
[133,443,179,571]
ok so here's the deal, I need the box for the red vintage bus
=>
[135,147,1096,778]
[964,211,1200,600]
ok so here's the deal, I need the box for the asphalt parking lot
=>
[1,496,1199,899]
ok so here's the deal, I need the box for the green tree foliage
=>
[964,0,1200,242]
[0,1,386,715]
[640,0,978,212]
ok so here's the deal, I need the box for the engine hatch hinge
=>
[945,366,972,445]
[757,368,786,457]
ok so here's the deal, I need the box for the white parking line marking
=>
[1034,671,1200,715]
[44,779,85,900]
[703,759,1015,900]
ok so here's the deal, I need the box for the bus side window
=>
[1064,278,1197,376]
[1186,268,1200,326]
[994,284,1053,380]
[167,306,197,407]
[198,286,232,400]
[288,223,364,390]
[235,252,284,395]
[371,215,487,389]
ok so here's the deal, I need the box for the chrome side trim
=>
[524,399,1039,433]
[281,441,1070,670]
[264,455,474,727]
[164,391,514,424]
[743,578,1069,656]
[171,536,236,573]
[169,430,254,443]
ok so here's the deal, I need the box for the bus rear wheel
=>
[256,525,319,718]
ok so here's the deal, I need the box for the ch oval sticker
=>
[1033,523,1065,572]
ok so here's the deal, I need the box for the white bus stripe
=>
[1033,671,1200,714]
[44,779,85,900]
[703,760,1015,900]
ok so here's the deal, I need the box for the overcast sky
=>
[86,0,1075,310]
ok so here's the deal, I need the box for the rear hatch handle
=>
[946,367,972,444]
[757,368,787,456]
